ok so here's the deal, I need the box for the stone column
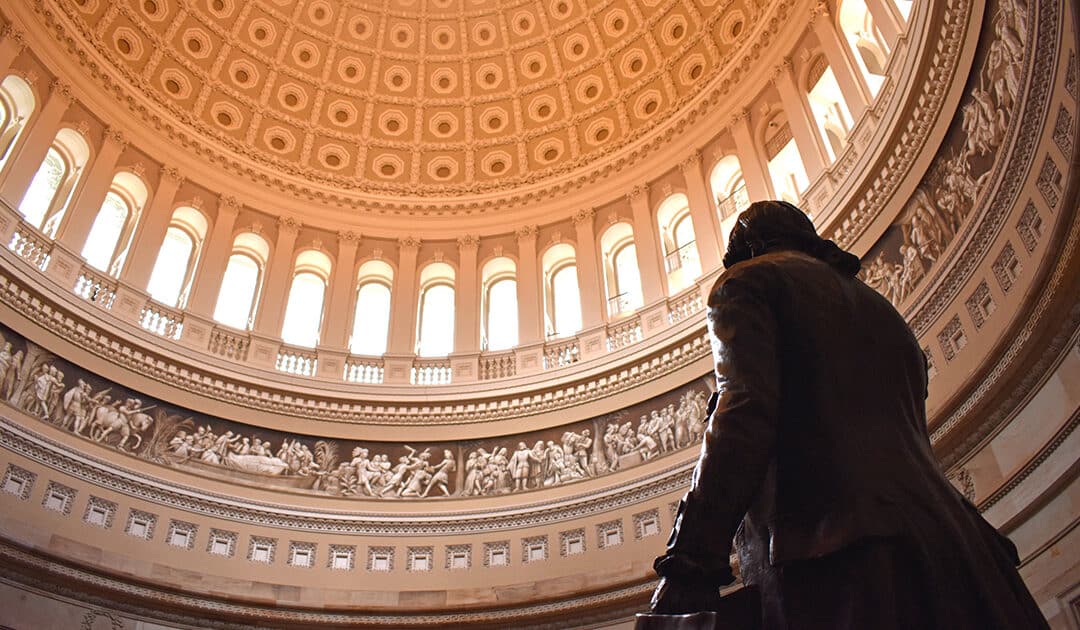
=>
[253,216,300,337]
[812,3,871,118]
[628,185,666,303]
[386,237,420,354]
[515,225,542,345]
[773,58,829,178]
[184,196,240,318]
[730,110,773,201]
[454,235,480,352]
[863,0,903,44]
[118,166,184,291]
[0,25,25,76]
[321,230,360,348]
[55,128,127,254]
[0,80,73,205]
[572,209,604,327]
[679,151,723,272]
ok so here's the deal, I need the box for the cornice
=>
[0,541,654,627]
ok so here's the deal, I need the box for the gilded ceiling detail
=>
[51,0,775,199]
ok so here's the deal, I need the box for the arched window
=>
[893,0,913,21]
[416,262,455,357]
[806,58,855,161]
[213,232,270,330]
[19,129,91,234]
[709,155,751,223]
[147,228,193,305]
[146,207,208,307]
[280,250,332,348]
[601,223,644,316]
[838,0,890,95]
[481,257,518,351]
[656,194,702,294]
[81,171,149,276]
[0,75,36,172]
[542,243,582,338]
[350,260,394,356]
[18,148,65,228]
[82,192,129,272]
[763,115,809,204]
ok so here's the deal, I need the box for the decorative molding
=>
[515,225,538,241]
[0,539,654,627]
[398,236,421,250]
[276,216,301,234]
[572,208,595,225]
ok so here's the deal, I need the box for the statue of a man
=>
[649,201,1047,629]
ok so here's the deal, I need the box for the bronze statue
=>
[647,201,1047,629]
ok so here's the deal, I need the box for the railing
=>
[411,359,452,385]
[74,267,117,310]
[8,223,52,272]
[276,346,318,376]
[344,356,385,384]
[140,301,184,340]
[607,292,637,317]
[664,240,697,274]
[668,288,705,325]
[606,317,643,352]
[208,326,251,361]
[480,350,516,380]
[543,338,580,369]
[716,186,750,221]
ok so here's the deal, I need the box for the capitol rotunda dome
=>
[0,0,1075,627]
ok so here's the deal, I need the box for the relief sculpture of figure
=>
[649,202,1047,629]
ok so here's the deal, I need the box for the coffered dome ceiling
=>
[57,0,767,202]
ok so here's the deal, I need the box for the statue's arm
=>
[653,267,781,592]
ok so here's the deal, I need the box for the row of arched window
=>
[0,0,907,357]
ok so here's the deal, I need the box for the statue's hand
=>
[649,577,723,614]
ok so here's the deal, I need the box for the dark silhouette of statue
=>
[646,201,1048,629]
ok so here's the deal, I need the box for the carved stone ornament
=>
[249,221,263,235]
[189,196,204,210]
[311,238,324,251]
[433,249,445,262]
[398,236,422,249]
[218,195,240,213]
[457,234,480,250]
[49,79,74,104]
[679,150,702,173]
[372,247,384,260]
[277,216,302,234]
[550,230,562,244]
[810,1,830,22]
[573,208,596,225]
[627,185,648,201]
[162,166,184,184]
[0,24,26,49]
[771,57,795,84]
[493,245,504,257]
[515,225,539,241]
[338,230,361,244]
[607,212,619,225]
[104,127,128,148]
[75,120,90,136]
[660,182,674,197]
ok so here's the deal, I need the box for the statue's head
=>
[723,200,861,276]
